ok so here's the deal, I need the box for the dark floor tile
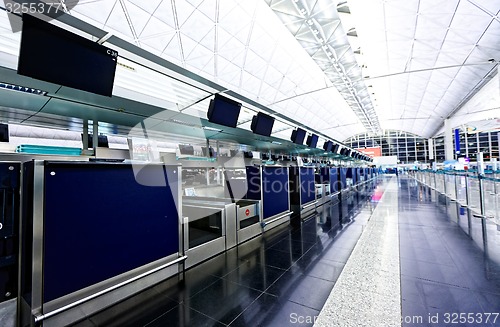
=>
[229,293,319,327]
[400,258,470,289]
[185,279,262,325]
[87,292,179,327]
[318,245,353,264]
[269,238,314,257]
[145,304,225,327]
[73,319,97,327]
[202,249,248,278]
[262,249,294,270]
[413,280,483,314]
[399,246,456,266]
[166,265,222,302]
[265,272,334,310]
[291,258,344,282]
[223,263,286,292]
[401,276,424,305]
[474,291,500,326]
[80,281,179,327]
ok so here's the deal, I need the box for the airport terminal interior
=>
[0,0,499,326]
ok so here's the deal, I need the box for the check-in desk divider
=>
[315,167,332,207]
[289,166,317,222]
[19,161,185,327]
[245,166,292,232]
[0,162,20,305]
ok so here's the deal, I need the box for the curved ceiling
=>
[348,0,500,138]
[0,0,499,142]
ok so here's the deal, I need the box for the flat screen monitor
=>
[201,146,215,157]
[84,134,109,148]
[0,124,8,142]
[306,134,318,148]
[250,112,274,137]
[18,14,118,96]
[178,144,194,155]
[290,128,306,144]
[332,144,339,154]
[323,141,333,152]
[207,94,241,128]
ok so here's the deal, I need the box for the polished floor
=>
[74,181,378,327]
[74,175,500,327]
[399,177,500,327]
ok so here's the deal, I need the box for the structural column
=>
[444,119,454,161]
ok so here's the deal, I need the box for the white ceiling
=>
[58,0,366,140]
[0,0,499,142]
[349,0,500,138]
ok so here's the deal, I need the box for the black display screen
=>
[323,141,333,152]
[18,14,118,96]
[290,128,306,144]
[0,123,8,142]
[306,134,318,148]
[251,112,274,137]
[207,94,241,128]
[179,144,194,155]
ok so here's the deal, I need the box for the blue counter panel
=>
[245,166,261,200]
[300,167,315,204]
[351,168,357,185]
[262,166,288,219]
[317,167,330,184]
[330,168,340,193]
[340,168,347,189]
[42,163,179,302]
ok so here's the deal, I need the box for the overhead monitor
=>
[207,94,241,128]
[0,124,8,142]
[250,112,274,137]
[178,144,194,155]
[306,134,318,148]
[18,14,117,96]
[323,141,333,152]
[290,128,306,145]
[84,134,109,148]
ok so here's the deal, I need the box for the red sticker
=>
[245,209,250,216]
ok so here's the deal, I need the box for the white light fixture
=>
[202,126,223,132]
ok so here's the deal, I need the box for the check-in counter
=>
[183,195,261,254]
[181,198,232,268]
[224,169,263,243]
[289,166,317,219]
[234,199,261,243]
[20,161,184,327]
[316,167,334,206]
[246,166,292,232]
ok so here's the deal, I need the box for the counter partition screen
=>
[299,167,316,205]
[330,168,340,193]
[261,166,289,219]
[22,161,181,311]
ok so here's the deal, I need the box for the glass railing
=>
[411,170,500,227]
